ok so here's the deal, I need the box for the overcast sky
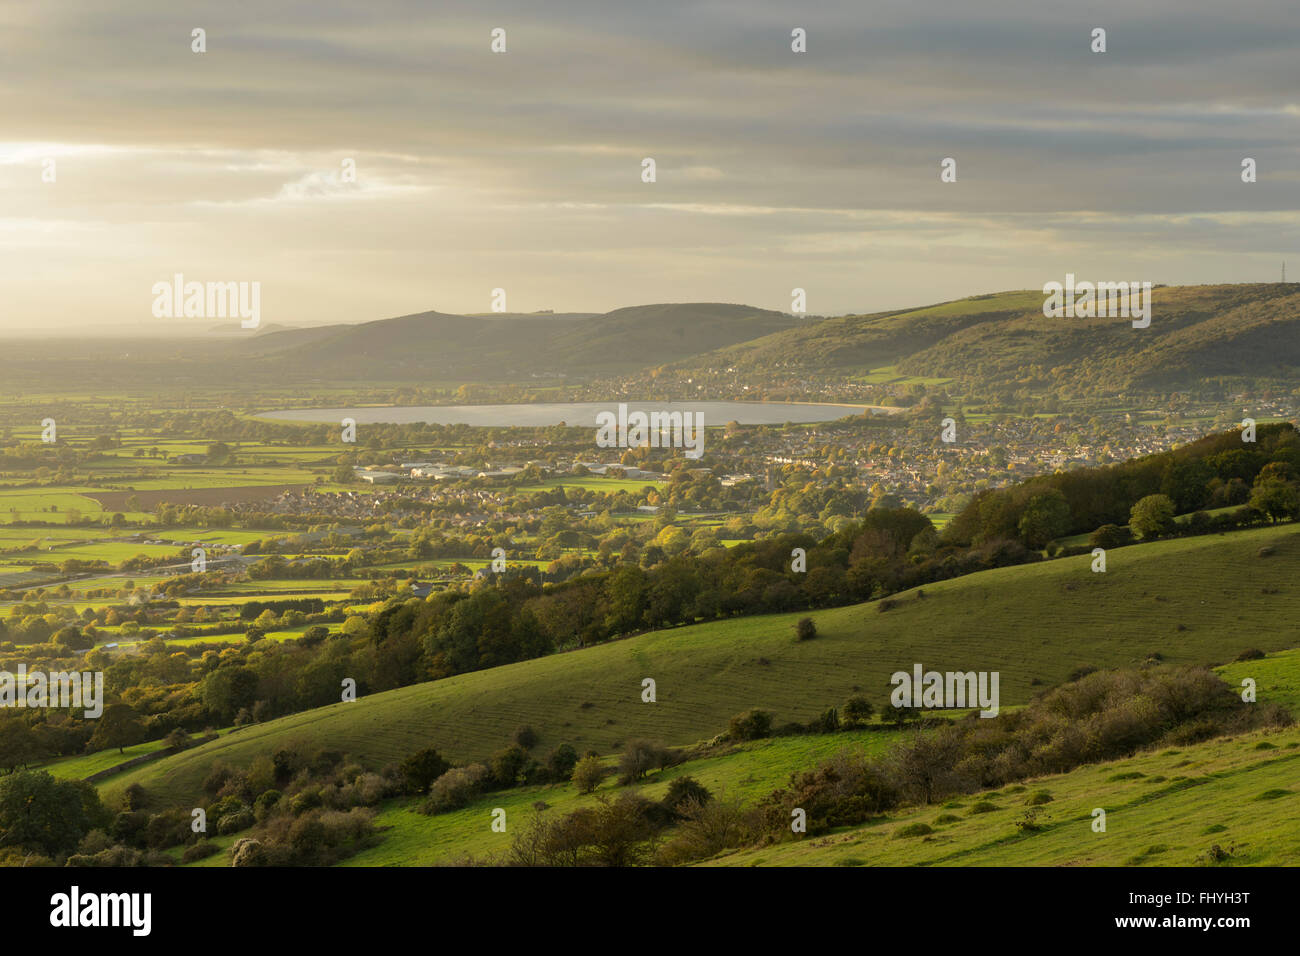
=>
[2,0,1298,331]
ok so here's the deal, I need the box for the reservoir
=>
[259,401,895,427]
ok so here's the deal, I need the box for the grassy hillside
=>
[101,522,1300,810]
[175,647,1300,867]
[708,725,1300,867]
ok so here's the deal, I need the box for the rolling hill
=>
[234,303,807,380]
[100,522,1300,811]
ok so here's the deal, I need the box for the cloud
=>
[0,0,1296,324]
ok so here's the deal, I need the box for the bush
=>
[66,845,150,866]
[141,807,194,850]
[121,783,148,812]
[894,822,933,838]
[1088,524,1133,550]
[727,709,773,742]
[423,764,490,814]
[794,617,817,641]
[617,740,674,785]
[217,809,255,835]
[253,789,282,821]
[761,751,899,836]
[509,792,663,867]
[808,707,840,734]
[181,842,221,863]
[513,725,539,750]
[662,776,713,814]
[230,837,267,867]
[656,797,761,865]
[289,788,322,815]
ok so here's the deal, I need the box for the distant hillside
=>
[4,284,1295,392]
[236,303,805,380]
[673,284,1300,396]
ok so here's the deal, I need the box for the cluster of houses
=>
[352,458,669,485]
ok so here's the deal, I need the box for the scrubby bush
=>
[66,845,152,866]
[727,709,773,741]
[617,739,675,785]
[143,807,195,849]
[217,809,255,835]
[794,617,817,641]
[181,842,221,863]
[253,789,282,821]
[423,764,490,814]
[761,751,899,836]
[662,776,713,815]
[508,793,661,867]
[656,797,762,865]
[230,837,267,867]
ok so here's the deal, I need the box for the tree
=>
[547,744,578,781]
[888,729,967,805]
[53,626,93,650]
[0,771,101,857]
[1017,489,1072,549]
[88,704,145,755]
[1249,478,1300,525]
[571,755,605,794]
[200,665,260,723]
[843,696,875,725]
[1129,494,1176,540]
[491,745,529,789]
[0,721,41,773]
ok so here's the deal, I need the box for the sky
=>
[1,0,1298,332]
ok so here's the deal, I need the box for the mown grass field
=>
[101,523,1300,810]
